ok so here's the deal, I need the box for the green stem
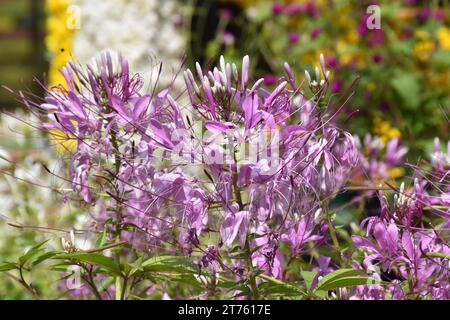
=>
[83,267,103,300]
[9,268,40,299]
[344,185,391,191]
[120,276,128,300]
[110,130,121,174]
[244,240,260,300]
[232,149,244,210]
[326,210,342,263]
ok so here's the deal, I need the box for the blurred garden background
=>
[0,0,448,299]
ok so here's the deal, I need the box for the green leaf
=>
[313,290,328,299]
[300,270,317,291]
[253,3,272,23]
[125,256,144,277]
[434,50,450,66]
[316,268,364,290]
[115,277,122,300]
[95,229,108,248]
[0,262,17,272]
[157,273,205,289]
[390,73,420,110]
[54,252,121,275]
[141,256,199,274]
[318,276,383,291]
[426,252,450,259]
[32,251,58,267]
[257,274,306,297]
[51,266,70,272]
[19,240,50,265]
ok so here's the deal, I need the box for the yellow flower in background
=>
[387,167,405,180]
[46,0,78,154]
[48,128,78,155]
[413,40,435,61]
[429,69,450,88]
[366,82,376,93]
[45,0,76,88]
[373,117,401,144]
[336,40,353,65]
[437,26,450,50]
[303,49,323,67]
[345,29,359,44]
[413,30,435,61]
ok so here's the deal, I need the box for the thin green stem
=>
[325,209,342,264]
[120,276,128,300]
[244,240,260,300]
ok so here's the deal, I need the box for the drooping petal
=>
[150,119,174,149]
[373,222,388,250]
[132,95,151,120]
[220,211,249,248]
[386,222,399,255]
[242,94,262,130]
[352,236,379,252]
[401,231,414,260]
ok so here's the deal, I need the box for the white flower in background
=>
[72,0,187,90]
[0,112,77,250]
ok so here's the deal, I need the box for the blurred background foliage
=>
[193,0,450,157]
[0,0,46,110]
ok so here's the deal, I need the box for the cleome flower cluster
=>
[10,51,450,300]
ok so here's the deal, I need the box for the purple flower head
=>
[352,203,450,299]
[354,135,407,186]
[435,9,446,21]
[201,245,220,270]
[288,32,299,43]
[372,53,383,63]
[220,31,235,46]
[331,80,342,93]
[369,29,384,46]
[311,28,321,39]
[284,4,306,15]
[431,138,450,174]
[271,2,284,15]
[326,55,337,68]
[263,74,276,86]
[417,7,432,24]
[357,15,370,36]
[306,2,319,18]
[401,26,413,40]
[221,8,233,19]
